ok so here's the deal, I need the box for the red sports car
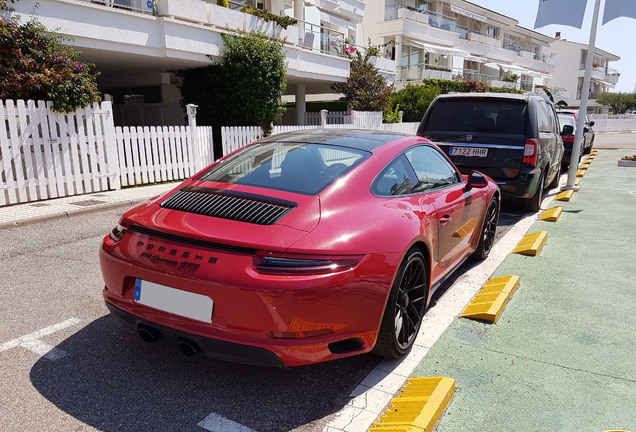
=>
[100,130,499,367]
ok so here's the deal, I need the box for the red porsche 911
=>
[100,130,499,367]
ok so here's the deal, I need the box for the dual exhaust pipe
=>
[137,325,200,357]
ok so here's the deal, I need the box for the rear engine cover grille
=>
[160,187,296,225]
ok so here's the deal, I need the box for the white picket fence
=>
[115,125,213,187]
[0,99,119,206]
[1,99,214,206]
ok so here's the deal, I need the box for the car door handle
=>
[440,215,452,224]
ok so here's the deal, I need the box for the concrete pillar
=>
[296,84,306,126]
[293,0,303,20]
[320,109,328,127]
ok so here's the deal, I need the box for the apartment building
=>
[10,0,386,126]
[361,0,555,92]
[547,32,620,113]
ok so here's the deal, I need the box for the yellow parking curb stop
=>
[576,170,586,177]
[556,190,574,201]
[513,231,548,256]
[575,179,581,187]
[369,377,455,432]
[460,275,520,323]
[539,206,563,222]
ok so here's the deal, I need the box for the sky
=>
[468,0,635,93]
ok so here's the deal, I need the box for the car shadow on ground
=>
[29,316,381,432]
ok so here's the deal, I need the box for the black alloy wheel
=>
[374,249,428,358]
[473,196,499,260]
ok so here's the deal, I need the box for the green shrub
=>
[387,84,440,122]
[175,30,287,143]
[217,0,229,6]
[0,13,101,112]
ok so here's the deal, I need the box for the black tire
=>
[523,171,545,212]
[374,249,428,358]
[584,137,593,154]
[472,196,499,260]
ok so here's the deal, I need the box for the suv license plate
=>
[450,147,488,157]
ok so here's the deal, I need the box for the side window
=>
[537,101,552,133]
[373,155,417,196]
[404,146,461,191]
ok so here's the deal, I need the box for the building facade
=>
[10,0,392,126]
[547,32,620,113]
[361,0,556,92]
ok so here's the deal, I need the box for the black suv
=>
[417,93,564,211]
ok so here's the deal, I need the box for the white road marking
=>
[0,318,80,360]
[198,413,258,432]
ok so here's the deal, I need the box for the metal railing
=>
[579,64,620,76]
[576,90,600,100]
[90,0,157,15]
[396,64,500,83]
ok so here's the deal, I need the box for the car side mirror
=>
[466,171,488,189]
[562,125,574,135]
[589,121,595,127]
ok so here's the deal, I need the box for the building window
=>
[415,1,432,12]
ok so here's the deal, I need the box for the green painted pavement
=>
[413,149,636,432]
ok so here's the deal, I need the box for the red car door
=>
[405,145,481,273]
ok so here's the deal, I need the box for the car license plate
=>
[450,147,488,157]
[134,279,213,323]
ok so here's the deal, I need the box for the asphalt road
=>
[0,197,527,432]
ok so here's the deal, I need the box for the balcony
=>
[91,0,157,15]
[396,64,498,84]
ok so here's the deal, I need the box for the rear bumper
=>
[106,301,286,367]
[495,165,542,198]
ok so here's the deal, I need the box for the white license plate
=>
[134,279,213,323]
[450,147,488,157]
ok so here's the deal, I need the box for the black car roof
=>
[260,129,408,152]
[433,92,547,102]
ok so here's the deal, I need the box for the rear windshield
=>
[558,114,576,128]
[425,99,527,135]
[198,141,369,195]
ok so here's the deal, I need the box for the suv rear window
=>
[424,99,527,135]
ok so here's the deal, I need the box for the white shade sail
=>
[450,5,487,23]
[406,40,487,63]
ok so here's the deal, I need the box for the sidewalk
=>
[411,148,636,431]
[0,182,180,229]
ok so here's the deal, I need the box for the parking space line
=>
[198,413,258,432]
[0,318,80,360]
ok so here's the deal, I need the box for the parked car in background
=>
[557,113,584,166]
[100,130,500,367]
[417,93,564,212]
[556,109,595,154]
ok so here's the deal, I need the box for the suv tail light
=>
[523,139,539,166]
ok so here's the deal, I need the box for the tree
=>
[596,92,636,114]
[331,45,392,112]
[0,1,101,112]
[175,31,287,138]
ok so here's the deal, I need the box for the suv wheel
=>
[523,172,545,212]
